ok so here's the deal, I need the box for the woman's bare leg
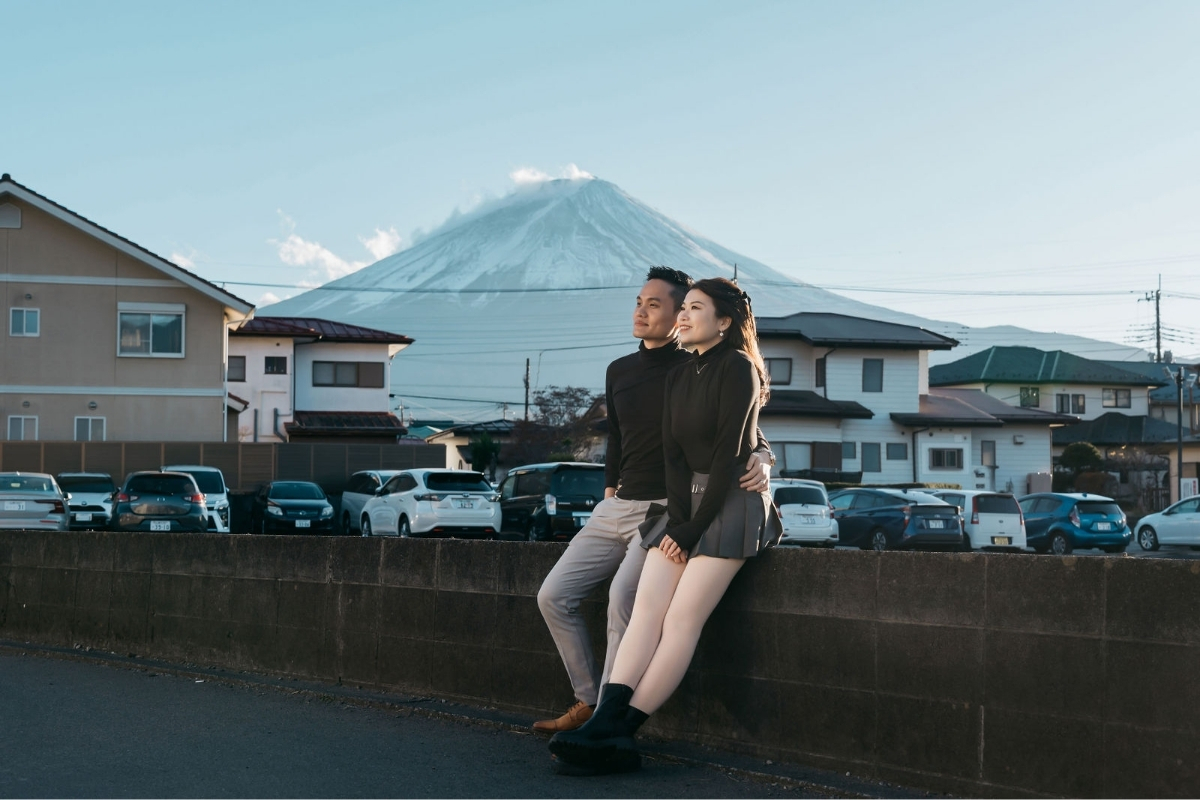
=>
[628,554,744,714]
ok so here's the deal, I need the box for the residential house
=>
[229,316,412,443]
[0,174,253,442]
[755,314,1075,493]
[425,419,518,477]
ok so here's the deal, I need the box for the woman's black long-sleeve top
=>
[661,339,762,551]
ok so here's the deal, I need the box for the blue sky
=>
[4,1,1200,356]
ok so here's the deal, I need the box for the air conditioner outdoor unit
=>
[1012,434,1025,445]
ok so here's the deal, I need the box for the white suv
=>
[931,490,1025,551]
[772,478,838,547]
[360,469,500,538]
[161,465,230,532]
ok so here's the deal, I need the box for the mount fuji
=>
[262,176,1144,421]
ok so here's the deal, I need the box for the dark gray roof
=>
[930,347,1170,387]
[1052,412,1199,446]
[890,388,1077,428]
[755,312,958,350]
[760,390,874,419]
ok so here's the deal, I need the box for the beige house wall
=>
[1,198,236,442]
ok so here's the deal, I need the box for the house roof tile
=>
[760,390,874,419]
[929,346,1170,387]
[756,312,958,350]
[1052,411,1199,446]
[890,388,1077,428]
[234,316,414,344]
[285,411,407,435]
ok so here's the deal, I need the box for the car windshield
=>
[775,486,827,506]
[425,472,493,492]
[976,495,1020,514]
[1077,501,1122,516]
[0,475,56,493]
[56,476,115,494]
[127,475,195,495]
[881,491,945,505]
[551,469,606,498]
[269,482,326,500]
[175,471,225,494]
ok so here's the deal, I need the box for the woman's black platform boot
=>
[549,683,641,771]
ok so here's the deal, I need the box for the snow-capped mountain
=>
[262,176,1145,421]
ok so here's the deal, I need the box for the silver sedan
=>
[0,472,70,530]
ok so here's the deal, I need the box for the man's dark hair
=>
[645,265,693,309]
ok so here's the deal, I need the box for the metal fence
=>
[0,441,446,493]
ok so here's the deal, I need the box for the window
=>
[264,356,288,375]
[861,443,881,472]
[886,443,908,460]
[74,417,106,441]
[1019,387,1040,408]
[1102,388,1131,408]
[929,448,964,469]
[1072,394,1086,414]
[9,308,39,337]
[841,441,856,460]
[313,361,386,388]
[7,416,37,441]
[780,443,811,472]
[765,358,792,386]
[515,471,550,496]
[1056,393,1070,414]
[815,357,826,388]
[981,440,996,467]
[812,442,841,470]
[862,359,883,392]
[227,356,246,382]
[118,304,184,357]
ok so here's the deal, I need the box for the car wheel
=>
[1049,531,1072,555]
[869,529,888,552]
[960,531,973,551]
[398,517,411,538]
[342,512,356,536]
[361,516,373,537]
[1138,526,1160,551]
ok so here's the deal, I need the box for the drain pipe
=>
[910,427,930,483]
[821,348,838,399]
[274,408,287,442]
[253,409,259,443]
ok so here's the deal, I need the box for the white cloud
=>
[169,252,195,269]
[360,226,403,260]
[509,163,594,186]
[258,291,282,306]
[271,211,366,283]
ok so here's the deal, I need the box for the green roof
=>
[929,347,1170,388]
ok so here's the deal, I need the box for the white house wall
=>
[758,341,816,390]
[227,336,295,442]
[827,349,920,414]
[954,382,1149,421]
[294,342,392,413]
[843,418,916,483]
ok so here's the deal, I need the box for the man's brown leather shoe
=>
[532,701,593,735]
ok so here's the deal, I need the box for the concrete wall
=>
[2,533,1197,798]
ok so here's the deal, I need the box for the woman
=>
[549,277,781,773]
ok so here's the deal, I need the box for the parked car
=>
[56,472,116,530]
[930,490,1026,551]
[1133,496,1200,551]
[340,470,404,535]
[772,478,838,547]
[111,471,208,533]
[161,465,230,532]
[250,481,335,535]
[1017,492,1131,555]
[361,469,500,538]
[0,472,69,530]
[498,462,605,541]
[828,488,963,551]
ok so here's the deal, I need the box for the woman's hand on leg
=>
[658,535,687,564]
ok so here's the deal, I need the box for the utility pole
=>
[524,358,530,422]
[1142,275,1162,362]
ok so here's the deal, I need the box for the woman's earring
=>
[719,330,724,337]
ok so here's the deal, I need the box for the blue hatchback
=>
[1017,493,1131,555]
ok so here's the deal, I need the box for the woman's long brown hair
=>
[691,277,770,404]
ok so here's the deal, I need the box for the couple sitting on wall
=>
[533,266,781,774]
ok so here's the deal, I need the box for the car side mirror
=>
[64,492,72,501]
[375,487,386,496]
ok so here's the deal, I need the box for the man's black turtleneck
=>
[604,340,691,500]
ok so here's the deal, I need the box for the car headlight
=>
[267,505,283,517]
[320,506,334,518]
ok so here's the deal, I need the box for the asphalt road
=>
[0,651,904,799]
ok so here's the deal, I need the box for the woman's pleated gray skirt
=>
[640,471,782,559]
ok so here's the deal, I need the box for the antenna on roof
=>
[732,263,738,284]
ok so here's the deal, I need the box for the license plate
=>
[800,515,817,525]
[4,501,24,511]
[991,536,1011,546]
[150,520,170,531]
[927,519,945,529]
[453,499,473,509]
[1095,522,1112,531]
[296,519,311,528]
[76,512,93,522]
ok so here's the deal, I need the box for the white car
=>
[1135,496,1200,550]
[340,470,403,535]
[931,490,1026,551]
[771,478,838,547]
[360,469,500,538]
[161,465,230,532]
[56,472,116,530]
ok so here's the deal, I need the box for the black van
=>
[498,462,605,541]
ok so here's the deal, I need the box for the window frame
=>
[765,358,792,386]
[1019,387,1040,408]
[312,360,386,388]
[7,415,38,441]
[929,448,964,470]
[886,442,908,461]
[227,355,247,382]
[861,442,882,473]
[116,302,186,358]
[1102,388,1131,408]
[9,307,40,337]
[1072,394,1086,414]
[841,441,856,461]
[815,356,826,388]
[981,439,997,467]
[264,356,288,375]
[862,358,884,393]
[74,416,106,442]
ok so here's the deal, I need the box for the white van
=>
[161,465,230,532]
[931,490,1025,551]
[771,478,838,547]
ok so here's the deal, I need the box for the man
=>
[533,266,773,734]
